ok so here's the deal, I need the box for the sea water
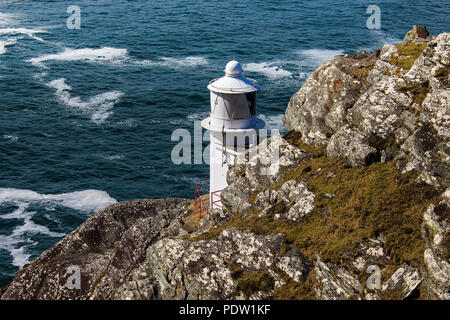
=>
[0,0,448,286]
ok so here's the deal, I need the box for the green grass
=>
[190,134,441,299]
[435,66,449,84]
[398,81,430,106]
[230,263,275,298]
[390,42,427,71]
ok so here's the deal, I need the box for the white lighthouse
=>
[201,60,265,210]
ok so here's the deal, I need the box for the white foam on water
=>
[0,230,33,268]
[0,216,62,267]
[258,114,285,132]
[162,174,200,185]
[3,134,19,142]
[29,47,129,68]
[296,49,344,66]
[0,27,47,42]
[0,202,61,267]
[0,188,117,213]
[47,78,124,124]
[187,111,209,122]
[372,30,403,48]
[103,154,125,160]
[8,246,32,268]
[244,62,293,79]
[159,56,208,69]
[0,12,20,27]
[32,71,48,80]
[0,37,17,55]
[137,56,209,69]
[116,118,140,127]
[29,47,208,72]
[0,188,117,267]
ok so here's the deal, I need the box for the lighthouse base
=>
[201,116,265,210]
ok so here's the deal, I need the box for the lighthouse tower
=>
[201,60,265,209]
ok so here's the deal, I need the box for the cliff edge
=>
[1,28,449,300]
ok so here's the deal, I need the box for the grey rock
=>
[283,52,377,145]
[423,248,450,300]
[283,32,449,190]
[421,193,450,299]
[276,248,312,283]
[252,179,315,222]
[349,75,411,139]
[327,124,378,168]
[352,241,389,272]
[314,257,362,300]
[144,228,284,299]
[403,25,430,43]
[1,198,190,300]
[379,44,398,62]
[222,135,307,215]
[382,265,422,299]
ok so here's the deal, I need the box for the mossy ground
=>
[390,42,427,71]
[192,133,441,299]
[230,263,275,299]
[435,65,449,85]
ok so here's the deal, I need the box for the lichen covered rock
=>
[143,228,284,299]
[0,198,190,300]
[284,32,450,190]
[2,30,449,301]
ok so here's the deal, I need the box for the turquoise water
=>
[0,0,448,286]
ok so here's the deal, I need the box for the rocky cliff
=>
[1,28,449,300]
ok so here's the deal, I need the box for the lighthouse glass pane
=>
[211,93,251,120]
[245,92,256,115]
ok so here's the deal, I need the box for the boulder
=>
[403,25,430,43]
[314,257,362,300]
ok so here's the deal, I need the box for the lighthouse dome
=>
[225,60,243,77]
[207,60,260,94]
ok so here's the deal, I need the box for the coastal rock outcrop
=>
[284,33,450,190]
[2,29,449,301]
[0,198,190,299]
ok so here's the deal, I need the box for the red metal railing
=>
[194,176,210,217]
[194,176,222,218]
[211,190,222,209]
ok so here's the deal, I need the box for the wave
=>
[158,56,208,69]
[29,47,129,68]
[0,188,116,267]
[0,27,47,42]
[371,30,403,48]
[0,38,17,55]
[0,188,117,213]
[186,111,209,122]
[258,114,285,132]
[29,46,208,70]
[115,118,140,127]
[47,78,124,124]
[0,233,33,268]
[135,56,209,69]
[3,134,19,142]
[244,62,293,79]
[103,154,125,160]
[162,174,202,185]
[0,12,21,27]
[296,49,344,66]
